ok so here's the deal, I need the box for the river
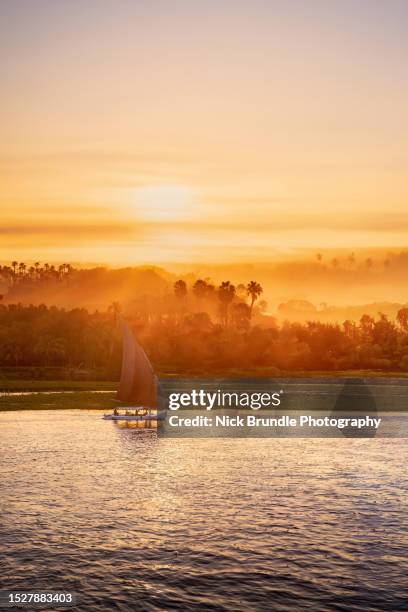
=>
[1,402,407,610]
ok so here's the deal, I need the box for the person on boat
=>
[113,408,118,416]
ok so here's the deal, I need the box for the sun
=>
[133,184,197,222]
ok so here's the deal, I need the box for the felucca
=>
[103,318,167,421]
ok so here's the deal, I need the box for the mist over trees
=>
[2,252,408,317]
[1,256,408,377]
[1,281,408,377]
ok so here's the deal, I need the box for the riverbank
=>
[2,377,408,412]
[1,369,408,394]
[0,379,116,392]
[0,389,117,411]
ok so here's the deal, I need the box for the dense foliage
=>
[1,283,408,376]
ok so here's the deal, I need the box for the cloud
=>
[0,222,139,243]
[145,212,408,234]
[0,148,202,170]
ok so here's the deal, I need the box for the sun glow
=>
[133,185,198,222]
[2,2,408,265]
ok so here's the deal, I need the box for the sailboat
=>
[103,319,167,422]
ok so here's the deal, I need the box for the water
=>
[1,407,407,611]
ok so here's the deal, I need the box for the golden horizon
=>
[1,2,408,263]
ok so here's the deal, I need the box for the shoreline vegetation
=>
[1,261,408,382]
[1,300,408,374]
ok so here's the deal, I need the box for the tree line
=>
[172,279,264,327]
[1,292,408,376]
[0,262,75,286]
[315,252,393,270]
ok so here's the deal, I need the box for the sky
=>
[1,0,408,265]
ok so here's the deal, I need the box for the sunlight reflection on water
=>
[0,408,407,611]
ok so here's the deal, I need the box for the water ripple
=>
[0,409,407,611]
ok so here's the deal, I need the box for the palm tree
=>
[316,253,323,263]
[397,307,408,332]
[174,280,187,300]
[192,279,210,300]
[64,264,74,280]
[232,302,251,330]
[62,263,69,278]
[11,261,18,277]
[1,266,12,283]
[360,314,375,335]
[218,281,236,326]
[343,319,357,339]
[246,280,263,316]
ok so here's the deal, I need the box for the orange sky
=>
[1,1,408,264]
